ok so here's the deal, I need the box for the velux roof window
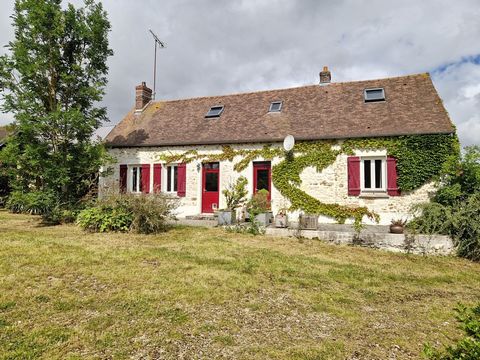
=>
[269,101,283,112]
[364,88,385,102]
[205,105,224,118]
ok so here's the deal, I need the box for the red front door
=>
[253,161,271,201]
[202,162,220,213]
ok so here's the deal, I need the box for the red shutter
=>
[119,165,127,193]
[177,163,186,197]
[347,156,361,196]
[141,164,150,193]
[153,164,162,193]
[387,156,400,196]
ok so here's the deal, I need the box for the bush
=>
[410,194,480,262]
[409,146,480,262]
[424,303,480,359]
[222,176,248,211]
[246,189,271,217]
[76,193,178,234]
[6,190,57,215]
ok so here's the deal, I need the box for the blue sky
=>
[0,0,479,146]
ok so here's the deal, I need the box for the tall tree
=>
[0,0,113,205]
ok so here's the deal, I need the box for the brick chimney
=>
[135,82,152,111]
[319,66,331,84]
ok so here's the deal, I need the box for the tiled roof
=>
[105,73,454,147]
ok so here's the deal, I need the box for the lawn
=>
[0,211,479,359]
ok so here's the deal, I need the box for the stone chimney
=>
[135,82,152,111]
[319,66,331,84]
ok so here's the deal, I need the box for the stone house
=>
[102,68,456,225]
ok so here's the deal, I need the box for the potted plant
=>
[247,189,272,226]
[390,218,407,234]
[218,176,248,225]
[275,208,288,228]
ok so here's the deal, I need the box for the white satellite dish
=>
[283,134,295,151]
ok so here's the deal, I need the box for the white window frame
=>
[130,165,142,193]
[364,88,386,102]
[269,101,283,112]
[360,156,386,193]
[165,164,178,193]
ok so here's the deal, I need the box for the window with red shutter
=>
[177,163,186,197]
[153,164,162,193]
[347,157,361,196]
[119,165,127,193]
[387,156,400,196]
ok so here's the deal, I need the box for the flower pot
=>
[255,212,272,227]
[275,214,288,228]
[217,210,233,226]
[389,224,404,234]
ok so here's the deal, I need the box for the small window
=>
[361,157,386,192]
[205,105,224,118]
[364,88,385,102]
[131,166,143,193]
[166,165,178,192]
[269,101,282,112]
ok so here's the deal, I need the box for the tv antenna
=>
[149,29,166,100]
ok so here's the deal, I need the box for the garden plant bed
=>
[0,211,479,359]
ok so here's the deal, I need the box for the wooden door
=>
[202,162,220,213]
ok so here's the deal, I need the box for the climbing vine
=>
[158,134,458,225]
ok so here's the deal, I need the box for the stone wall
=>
[100,142,434,225]
[265,227,454,256]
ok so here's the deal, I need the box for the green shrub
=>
[424,303,480,359]
[6,190,57,215]
[451,194,480,262]
[410,195,480,262]
[76,193,178,234]
[222,176,248,211]
[246,189,271,218]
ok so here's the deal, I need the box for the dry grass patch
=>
[0,211,479,359]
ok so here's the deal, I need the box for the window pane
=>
[364,160,371,188]
[365,88,385,101]
[167,166,172,192]
[139,167,143,192]
[204,162,219,170]
[173,166,178,192]
[205,172,218,192]
[256,169,270,192]
[132,167,137,192]
[375,160,382,189]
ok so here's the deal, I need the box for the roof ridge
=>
[151,72,430,104]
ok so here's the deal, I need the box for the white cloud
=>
[0,0,479,146]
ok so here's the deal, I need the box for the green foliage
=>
[435,146,480,206]
[6,190,57,215]
[222,176,248,211]
[343,134,459,192]
[76,193,179,234]
[424,303,480,359]
[246,189,271,217]
[0,0,113,209]
[409,147,480,262]
[160,134,456,225]
[451,194,480,261]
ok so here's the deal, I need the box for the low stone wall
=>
[265,227,454,255]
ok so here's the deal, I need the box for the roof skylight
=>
[205,105,224,118]
[269,101,283,112]
[364,88,385,102]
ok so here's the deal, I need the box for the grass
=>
[0,210,479,359]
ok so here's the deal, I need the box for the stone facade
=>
[100,142,435,225]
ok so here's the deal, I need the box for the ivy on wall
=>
[159,134,458,225]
